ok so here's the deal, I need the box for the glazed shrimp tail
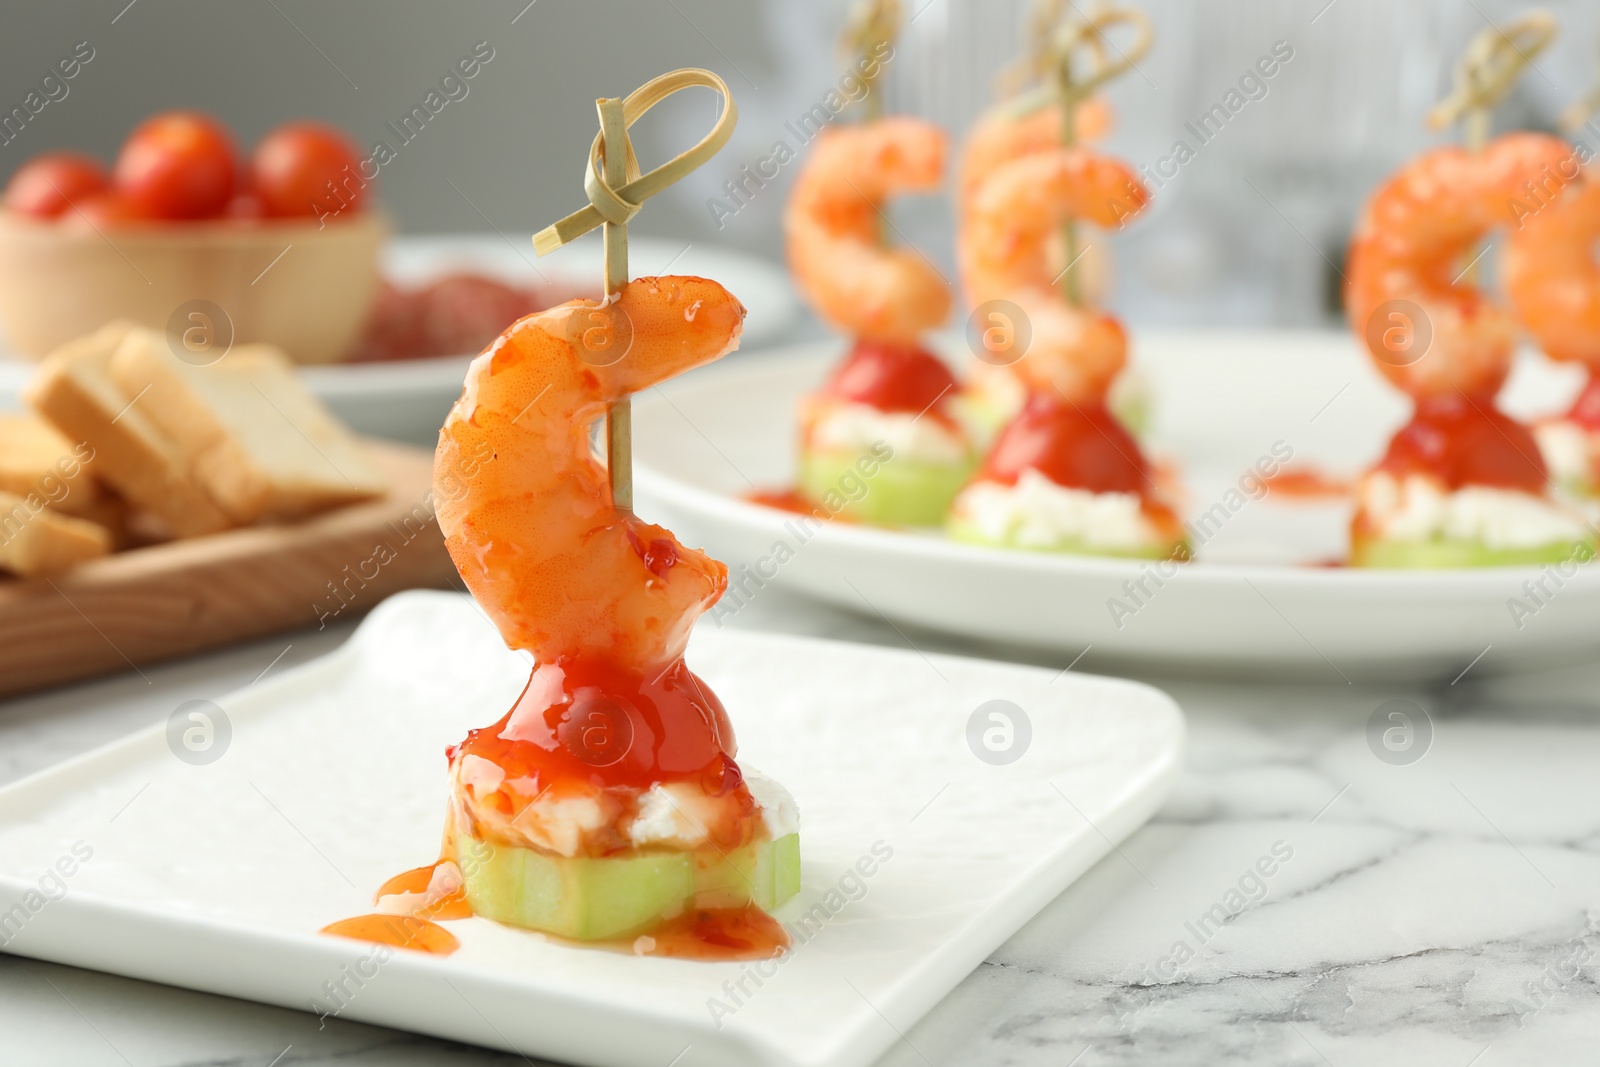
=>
[956,99,1115,307]
[956,97,1111,206]
[434,276,746,673]
[1505,172,1600,369]
[783,116,951,343]
[1346,131,1577,400]
[959,146,1147,402]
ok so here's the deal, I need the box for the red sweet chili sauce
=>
[1375,394,1547,492]
[979,393,1152,497]
[817,338,959,426]
[1567,374,1600,431]
[1260,467,1352,499]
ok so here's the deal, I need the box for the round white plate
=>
[633,331,1600,680]
[0,234,800,445]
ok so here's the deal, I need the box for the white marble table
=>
[2,587,1597,1067]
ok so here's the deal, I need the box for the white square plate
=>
[0,591,1183,1067]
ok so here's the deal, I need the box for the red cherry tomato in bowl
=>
[114,110,237,220]
[250,122,366,220]
[3,152,110,218]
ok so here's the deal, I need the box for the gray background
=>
[2,0,1598,327]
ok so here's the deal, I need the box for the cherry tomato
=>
[3,152,110,218]
[114,111,237,220]
[250,122,366,219]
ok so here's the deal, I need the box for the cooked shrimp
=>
[434,275,745,674]
[958,146,1148,404]
[956,96,1111,207]
[1346,132,1577,401]
[1505,170,1600,369]
[783,116,951,343]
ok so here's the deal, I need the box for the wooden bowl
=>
[0,212,387,364]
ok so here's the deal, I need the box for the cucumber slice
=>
[800,448,972,527]
[947,514,1186,560]
[1351,537,1596,569]
[694,831,803,912]
[454,832,801,941]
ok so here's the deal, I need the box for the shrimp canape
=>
[784,3,975,527]
[433,275,801,944]
[1506,172,1600,507]
[951,8,1183,560]
[1345,20,1595,567]
[324,71,800,960]
[956,3,1149,439]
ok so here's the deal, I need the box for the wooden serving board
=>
[0,440,460,698]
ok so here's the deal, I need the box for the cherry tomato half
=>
[114,111,237,220]
[250,121,366,220]
[3,152,110,219]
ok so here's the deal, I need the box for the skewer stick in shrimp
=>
[598,96,633,510]
[841,0,899,124]
[532,69,738,514]
[1043,4,1152,305]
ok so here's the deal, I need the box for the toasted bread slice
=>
[0,412,104,519]
[109,334,387,523]
[23,322,232,538]
[0,490,112,576]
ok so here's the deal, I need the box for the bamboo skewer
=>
[598,96,633,511]
[1560,36,1600,133]
[841,0,900,124]
[533,69,738,514]
[1426,12,1557,285]
[1044,3,1153,305]
[1428,11,1556,146]
[840,0,901,248]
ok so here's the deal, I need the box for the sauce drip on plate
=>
[1260,466,1352,499]
[634,905,788,961]
[323,877,790,962]
[376,862,473,920]
[321,913,460,956]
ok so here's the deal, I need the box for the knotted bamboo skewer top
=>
[1427,11,1557,149]
[533,68,738,511]
[841,0,901,122]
